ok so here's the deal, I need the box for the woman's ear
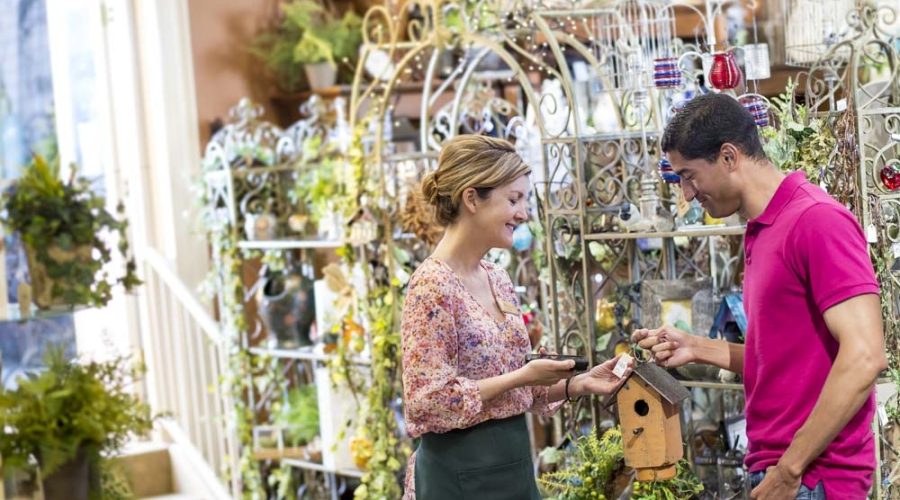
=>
[461,187,479,215]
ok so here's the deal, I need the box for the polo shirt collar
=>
[749,171,806,227]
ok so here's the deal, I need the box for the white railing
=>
[139,247,237,498]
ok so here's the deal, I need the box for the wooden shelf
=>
[252,447,309,461]
[584,225,746,241]
[249,346,371,366]
[282,458,365,478]
[238,239,345,250]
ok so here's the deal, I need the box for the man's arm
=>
[692,336,745,373]
[753,293,886,497]
[633,325,744,373]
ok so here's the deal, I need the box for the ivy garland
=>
[341,126,411,499]
[869,199,900,422]
[210,228,268,497]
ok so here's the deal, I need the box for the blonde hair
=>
[421,135,531,226]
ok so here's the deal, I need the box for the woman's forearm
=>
[476,369,526,402]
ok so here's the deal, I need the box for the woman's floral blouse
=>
[400,257,562,498]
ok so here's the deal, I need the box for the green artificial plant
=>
[0,349,157,481]
[251,0,362,91]
[3,155,141,308]
[539,427,704,500]
[759,79,836,183]
[277,385,320,447]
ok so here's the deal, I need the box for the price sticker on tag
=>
[613,353,633,378]
[866,224,878,243]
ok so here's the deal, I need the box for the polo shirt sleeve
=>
[786,203,880,315]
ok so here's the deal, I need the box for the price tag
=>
[613,353,633,378]
[866,224,878,243]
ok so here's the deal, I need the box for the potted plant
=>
[279,384,321,460]
[0,349,158,500]
[2,155,141,309]
[251,0,363,92]
[539,427,704,499]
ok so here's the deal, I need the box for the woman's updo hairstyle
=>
[421,135,531,226]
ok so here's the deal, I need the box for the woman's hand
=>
[574,355,633,396]
[518,358,576,387]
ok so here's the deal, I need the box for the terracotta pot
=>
[24,244,93,309]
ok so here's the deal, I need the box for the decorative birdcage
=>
[782,0,856,66]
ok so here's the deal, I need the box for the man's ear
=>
[461,187,479,214]
[721,143,740,171]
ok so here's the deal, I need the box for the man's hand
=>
[750,465,801,500]
[631,325,697,368]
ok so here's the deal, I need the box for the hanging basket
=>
[25,244,93,310]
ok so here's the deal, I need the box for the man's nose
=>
[681,180,696,202]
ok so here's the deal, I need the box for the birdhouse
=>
[608,362,691,481]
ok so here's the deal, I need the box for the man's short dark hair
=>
[661,93,767,162]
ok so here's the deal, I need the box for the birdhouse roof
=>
[607,362,691,405]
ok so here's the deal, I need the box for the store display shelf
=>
[584,225,746,241]
[680,380,744,391]
[248,346,371,366]
[238,239,345,250]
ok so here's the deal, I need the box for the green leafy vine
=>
[3,155,141,308]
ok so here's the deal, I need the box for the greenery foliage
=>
[3,155,141,308]
[539,427,703,500]
[0,350,157,478]
[760,80,836,183]
[289,135,346,228]
[277,385,319,447]
[251,0,362,91]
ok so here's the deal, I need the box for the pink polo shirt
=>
[743,171,879,499]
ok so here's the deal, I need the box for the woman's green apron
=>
[414,415,542,499]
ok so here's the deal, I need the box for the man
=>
[633,93,886,499]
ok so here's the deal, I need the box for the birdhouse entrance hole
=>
[634,399,650,416]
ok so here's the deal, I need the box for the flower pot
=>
[304,62,337,90]
[42,448,90,500]
[24,244,93,309]
[244,212,278,241]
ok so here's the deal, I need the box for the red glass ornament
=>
[881,167,900,191]
[708,51,742,90]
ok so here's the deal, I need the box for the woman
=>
[401,135,632,499]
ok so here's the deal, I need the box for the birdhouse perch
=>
[608,362,691,481]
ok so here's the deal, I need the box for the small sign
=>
[498,299,519,315]
[613,353,633,378]
[866,224,878,243]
